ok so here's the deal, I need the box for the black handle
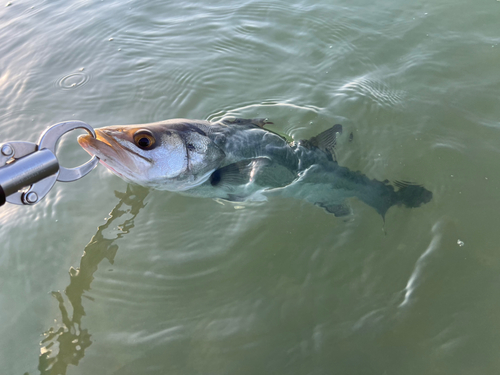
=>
[0,185,5,206]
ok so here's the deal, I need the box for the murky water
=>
[1,0,500,374]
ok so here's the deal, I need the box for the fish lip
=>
[77,129,135,172]
[79,129,119,156]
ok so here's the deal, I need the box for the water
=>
[1,0,500,374]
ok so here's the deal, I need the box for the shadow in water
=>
[37,185,149,375]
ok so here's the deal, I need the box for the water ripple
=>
[106,326,184,345]
[338,74,406,109]
[56,71,90,90]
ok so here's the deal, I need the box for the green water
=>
[1,0,500,374]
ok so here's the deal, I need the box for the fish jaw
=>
[78,129,148,184]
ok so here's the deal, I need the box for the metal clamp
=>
[38,121,98,182]
[0,121,99,206]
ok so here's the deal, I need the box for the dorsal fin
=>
[309,124,342,150]
[307,124,343,161]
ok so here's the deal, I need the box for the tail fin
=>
[393,181,433,208]
[363,180,432,219]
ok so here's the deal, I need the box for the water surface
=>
[1,0,500,374]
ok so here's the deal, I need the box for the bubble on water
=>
[457,239,464,247]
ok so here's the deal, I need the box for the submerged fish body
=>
[78,117,432,217]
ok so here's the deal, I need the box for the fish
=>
[78,117,432,218]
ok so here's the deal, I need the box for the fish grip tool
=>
[0,121,98,206]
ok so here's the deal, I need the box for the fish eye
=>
[133,130,156,150]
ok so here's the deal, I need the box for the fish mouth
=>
[78,129,120,159]
[78,129,135,176]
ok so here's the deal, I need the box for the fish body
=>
[78,118,432,217]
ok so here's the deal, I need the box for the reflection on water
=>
[37,185,149,375]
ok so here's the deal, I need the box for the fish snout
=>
[78,128,119,150]
[77,128,123,160]
[77,133,94,152]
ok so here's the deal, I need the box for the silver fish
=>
[78,117,432,217]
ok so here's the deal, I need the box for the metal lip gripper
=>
[0,121,99,206]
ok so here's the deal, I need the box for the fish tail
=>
[392,181,433,209]
[289,163,432,218]
[359,180,432,219]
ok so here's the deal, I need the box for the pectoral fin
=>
[210,158,271,188]
[210,157,296,191]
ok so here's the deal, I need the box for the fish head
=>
[78,120,225,191]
